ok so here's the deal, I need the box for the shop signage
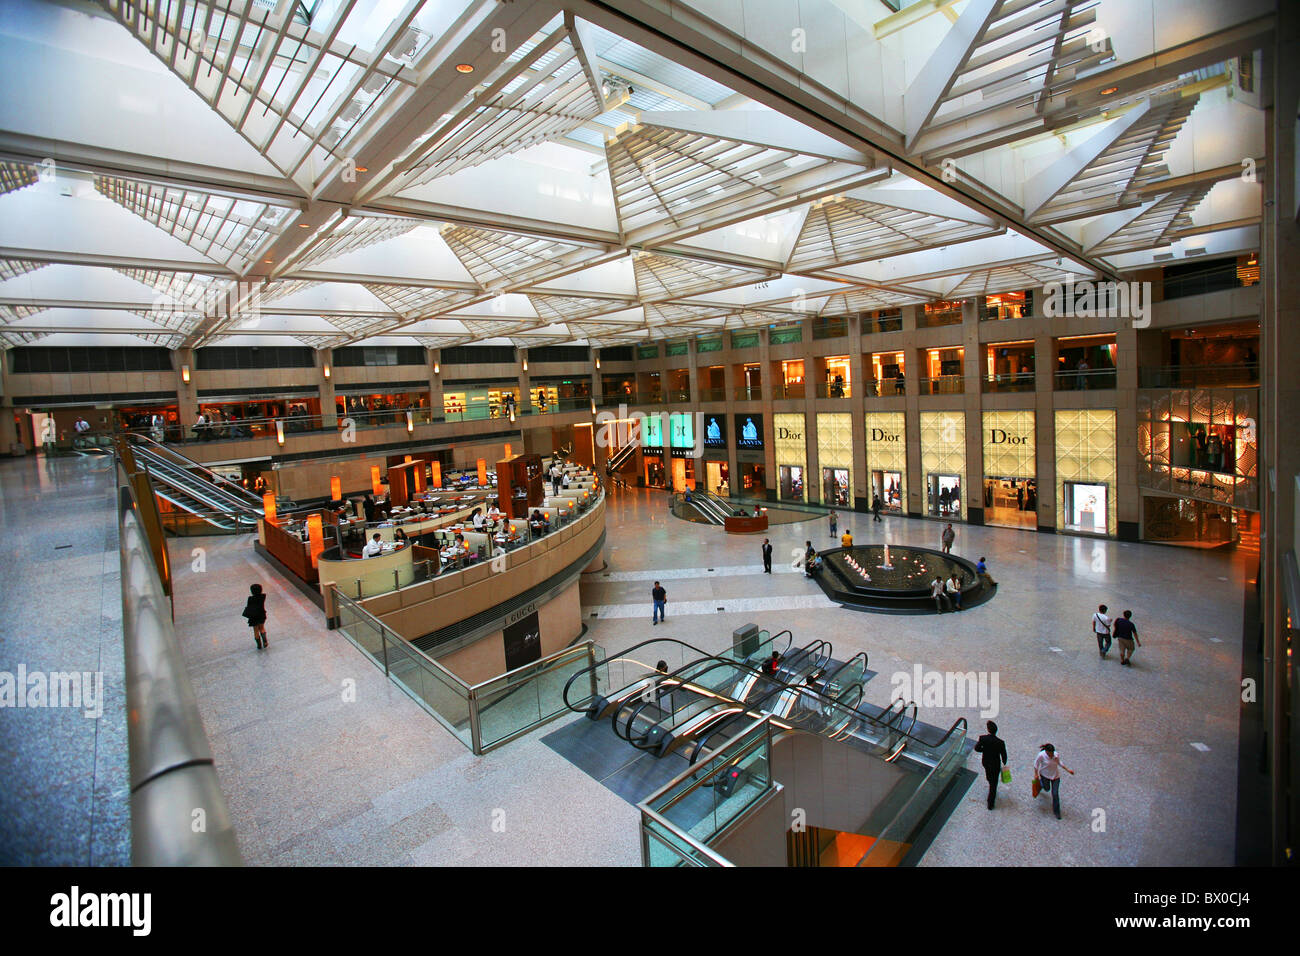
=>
[703,414,726,449]
[777,425,802,441]
[503,608,541,671]
[989,429,1029,445]
[870,428,901,442]
[734,414,764,449]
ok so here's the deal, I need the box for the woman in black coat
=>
[242,583,268,649]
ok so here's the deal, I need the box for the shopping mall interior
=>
[0,0,1295,871]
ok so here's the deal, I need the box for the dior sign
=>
[989,429,1029,445]
[870,428,901,442]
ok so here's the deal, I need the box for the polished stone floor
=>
[0,454,130,865]
[5,453,1247,867]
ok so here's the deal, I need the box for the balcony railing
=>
[734,385,762,401]
[774,382,806,399]
[698,386,727,402]
[919,375,964,395]
[863,314,902,334]
[1054,368,1117,391]
[815,381,852,398]
[1137,363,1258,389]
[665,388,691,403]
[982,373,1036,393]
[867,378,906,397]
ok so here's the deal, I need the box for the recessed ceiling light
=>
[264,258,273,263]
[1101,86,1118,95]
[355,166,368,172]
[455,63,474,73]
[298,223,310,228]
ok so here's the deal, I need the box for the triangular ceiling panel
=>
[94,176,296,271]
[818,287,926,316]
[295,216,424,270]
[363,283,478,318]
[606,115,874,241]
[0,329,49,346]
[0,162,39,197]
[390,23,606,190]
[527,294,637,323]
[633,252,769,301]
[441,225,609,290]
[261,279,321,302]
[787,195,1000,272]
[0,304,48,322]
[944,262,1067,298]
[1028,93,1200,226]
[0,259,49,281]
[1089,183,1216,256]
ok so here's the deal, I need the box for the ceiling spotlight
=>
[1100,86,1118,95]
[601,80,610,98]
[298,222,310,228]
[355,166,368,173]
[264,258,273,264]
[455,63,474,73]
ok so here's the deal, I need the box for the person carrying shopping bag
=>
[1032,743,1075,820]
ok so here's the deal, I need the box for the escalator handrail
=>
[136,452,264,516]
[127,434,266,509]
[561,637,753,712]
[822,651,868,689]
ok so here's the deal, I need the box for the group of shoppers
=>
[1091,604,1142,664]
[975,722,1075,820]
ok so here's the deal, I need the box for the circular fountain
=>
[812,543,994,614]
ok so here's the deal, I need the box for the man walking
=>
[761,538,773,574]
[1092,603,1113,658]
[828,510,838,539]
[941,522,955,554]
[651,581,667,625]
[1113,609,1141,665]
[550,463,562,496]
[871,493,883,522]
[973,721,1008,810]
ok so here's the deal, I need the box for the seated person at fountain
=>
[841,529,853,548]
[804,542,822,577]
[945,572,963,611]
[931,575,950,612]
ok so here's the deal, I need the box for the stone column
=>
[318,348,337,428]
[962,299,984,525]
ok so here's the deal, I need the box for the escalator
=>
[612,639,833,759]
[125,435,265,531]
[604,443,637,476]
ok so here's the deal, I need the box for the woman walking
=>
[242,583,268,649]
[1033,743,1075,820]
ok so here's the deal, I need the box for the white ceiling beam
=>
[902,0,1001,150]
[632,111,874,164]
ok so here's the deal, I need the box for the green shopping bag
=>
[1000,767,1012,784]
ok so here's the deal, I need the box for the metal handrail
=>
[115,445,241,865]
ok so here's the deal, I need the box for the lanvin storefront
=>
[982,410,1037,530]
[735,413,766,496]
[701,412,730,495]
[865,412,906,514]
[774,413,807,502]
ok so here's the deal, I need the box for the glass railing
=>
[917,309,962,328]
[812,320,847,339]
[698,387,726,402]
[775,383,806,399]
[333,587,600,754]
[1137,363,1258,388]
[639,715,776,866]
[982,373,1035,393]
[1054,368,1117,391]
[734,386,762,401]
[815,381,852,398]
[863,314,902,334]
[919,375,964,395]
[855,715,969,866]
[867,378,906,396]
